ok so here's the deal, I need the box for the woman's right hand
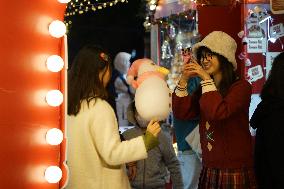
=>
[146,119,161,137]
[181,57,199,81]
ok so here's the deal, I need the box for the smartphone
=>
[181,47,193,64]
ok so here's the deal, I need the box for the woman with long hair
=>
[67,45,161,189]
[250,52,284,189]
[172,31,257,189]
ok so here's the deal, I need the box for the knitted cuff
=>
[200,79,217,94]
[175,83,188,97]
[143,131,159,151]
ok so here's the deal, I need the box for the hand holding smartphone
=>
[181,47,191,64]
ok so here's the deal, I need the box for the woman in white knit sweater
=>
[66,45,161,189]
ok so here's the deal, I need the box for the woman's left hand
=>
[184,61,211,81]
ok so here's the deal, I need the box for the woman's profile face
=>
[200,51,221,76]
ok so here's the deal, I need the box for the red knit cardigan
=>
[172,79,254,169]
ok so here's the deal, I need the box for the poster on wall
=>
[270,0,284,14]
[265,52,281,79]
[246,19,267,53]
[270,23,284,40]
[247,65,264,83]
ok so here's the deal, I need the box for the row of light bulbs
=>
[43,0,71,184]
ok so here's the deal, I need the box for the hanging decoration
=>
[143,0,159,31]
[161,40,173,60]
[158,9,199,92]
[178,0,197,9]
[245,58,252,67]
[194,0,241,6]
[150,9,196,28]
[176,41,183,51]
[168,24,177,39]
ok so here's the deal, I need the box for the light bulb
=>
[149,4,156,11]
[46,55,64,72]
[44,166,62,183]
[46,128,63,145]
[46,90,63,107]
[57,0,71,3]
[269,37,277,43]
[48,20,66,38]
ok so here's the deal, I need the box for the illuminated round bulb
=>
[46,55,64,72]
[44,166,62,183]
[46,90,63,107]
[149,4,156,11]
[46,128,63,145]
[48,20,66,38]
[57,0,71,3]
[269,37,276,43]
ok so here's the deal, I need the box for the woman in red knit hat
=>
[172,31,257,189]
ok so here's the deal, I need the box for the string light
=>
[151,10,196,27]
[64,0,129,28]
[64,0,128,18]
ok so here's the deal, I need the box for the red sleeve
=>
[172,92,199,120]
[199,80,252,121]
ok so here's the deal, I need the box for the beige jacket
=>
[66,99,147,189]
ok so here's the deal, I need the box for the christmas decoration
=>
[161,40,173,60]
[247,65,264,83]
[168,24,177,39]
[157,9,199,92]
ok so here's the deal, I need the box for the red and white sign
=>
[270,23,284,39]
[247,65,264,83]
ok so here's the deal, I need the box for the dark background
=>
[65,0,148,66]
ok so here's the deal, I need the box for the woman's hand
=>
[146,119,161,137]
[183,60,211,81]
[180,57,200,81]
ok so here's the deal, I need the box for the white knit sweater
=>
[65,99,147,189]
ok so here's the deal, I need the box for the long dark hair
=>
[196,46,237,97]
[68,45,112,116]
[261,51,284,100]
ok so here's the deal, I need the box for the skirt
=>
[198,166,257,189]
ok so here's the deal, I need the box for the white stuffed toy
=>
[127,58,171,121]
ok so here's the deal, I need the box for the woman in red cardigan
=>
[172,31,257,189]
